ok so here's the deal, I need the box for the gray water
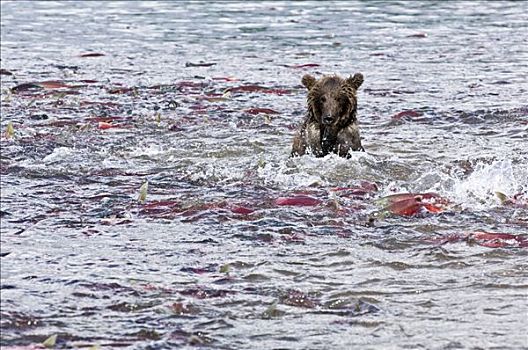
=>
[1,1,527,349]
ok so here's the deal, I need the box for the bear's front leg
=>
[335,124,364,157]
[291,130,307,156]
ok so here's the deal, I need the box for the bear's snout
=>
[323,114,334,125]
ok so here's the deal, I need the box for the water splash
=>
[257,151,374,189]
[42,146,75,163]
[449,159,527,210]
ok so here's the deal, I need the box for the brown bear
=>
[291,73,364,158]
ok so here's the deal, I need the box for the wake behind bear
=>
[291,73,364,158]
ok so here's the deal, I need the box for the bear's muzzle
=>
[323,114,334,125]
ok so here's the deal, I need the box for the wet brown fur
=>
[291,73,364,158]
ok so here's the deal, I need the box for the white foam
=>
[448,159,527,210]
[256,151,373,189]
[187,160,247,184]
[128,143,166,158]
[42,147,75,163]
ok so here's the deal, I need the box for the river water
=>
[1,1,527,349]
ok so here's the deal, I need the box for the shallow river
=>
[1,1,527,349]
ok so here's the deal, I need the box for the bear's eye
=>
[320,96,326,103]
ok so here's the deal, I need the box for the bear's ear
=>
[302,74,317,90]
[346,73,364,90]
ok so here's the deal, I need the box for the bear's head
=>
[302,73,363,128]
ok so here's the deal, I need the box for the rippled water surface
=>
[1,1,528,349]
